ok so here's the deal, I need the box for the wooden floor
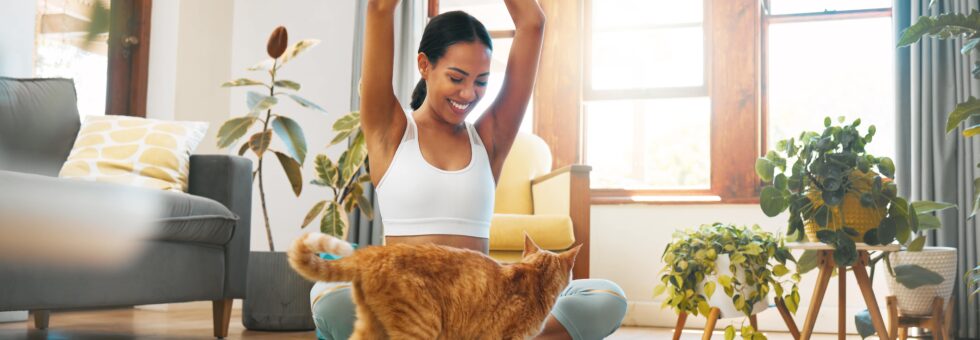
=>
[0,302,856,339]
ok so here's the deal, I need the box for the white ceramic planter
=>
[697,254,769,318]
[886,247,957,316]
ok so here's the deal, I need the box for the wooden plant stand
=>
[787,242,901,340]
[671,298,799,340]
[886,296,954,340]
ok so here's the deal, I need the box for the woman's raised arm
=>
[475,0,545,166]
[361,0,407,143]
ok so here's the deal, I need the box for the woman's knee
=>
[311,285,356,340]
[552,279,628,340]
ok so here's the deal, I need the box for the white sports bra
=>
[375,112,495,239]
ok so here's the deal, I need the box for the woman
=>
[310,1,627,339]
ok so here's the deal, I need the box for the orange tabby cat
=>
[288,232,580,340]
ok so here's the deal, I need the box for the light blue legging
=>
[309,278,628,340]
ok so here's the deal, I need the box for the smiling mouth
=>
[449,99,471,111]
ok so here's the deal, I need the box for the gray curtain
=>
[897,0,980,337]
[347,0,426,246]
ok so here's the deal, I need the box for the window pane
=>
[767,17,895,160]
[591,27,704,90]
[585,97,711,189]
[769,0,891,15]
[593,0,702,29]
[34,0,109,118]
[463,38,532,132]
[439,0,514,31]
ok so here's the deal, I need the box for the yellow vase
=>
[803,170,887,242]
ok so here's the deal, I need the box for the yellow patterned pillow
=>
[59,115,208,192]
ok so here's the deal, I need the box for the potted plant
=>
[898,7,980,310]
[655,223,800,340]
[756,116,957,337]
[217,26,325,330]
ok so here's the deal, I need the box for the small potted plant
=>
[655,223,800,339]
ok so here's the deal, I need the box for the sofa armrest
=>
[188,155,252,299]
[530,165,591,279]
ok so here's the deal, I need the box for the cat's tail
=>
[287,232,357,282]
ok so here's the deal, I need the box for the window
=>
[763,2,895,160]
[584,0,710,191]
[437,0,532,132]
[35,0,111,118]
[33,0,152,117]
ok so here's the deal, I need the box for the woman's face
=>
[419,41,492,125]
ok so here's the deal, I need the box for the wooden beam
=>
[534,0,584,169]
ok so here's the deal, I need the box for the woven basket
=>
[804,171,887,242]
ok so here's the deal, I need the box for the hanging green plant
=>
[655,223,799,340]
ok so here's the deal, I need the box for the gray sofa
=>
[0,77,252,338]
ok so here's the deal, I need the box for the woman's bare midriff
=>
[385,234,489,254]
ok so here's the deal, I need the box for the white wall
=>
[592,204,890,334]
[228,0,357,252]
[0,0,37,77]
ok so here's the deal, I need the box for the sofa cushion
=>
[0,170,238,247]
[0,77,81,176]
[488,214,575,251]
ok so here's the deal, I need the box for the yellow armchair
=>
[488,132,592,279]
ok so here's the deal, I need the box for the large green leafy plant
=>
[655,223,799,340]
[217,26,324,251]
[756,117,952,268]
[898,7,980,297]
[300,112,373,238]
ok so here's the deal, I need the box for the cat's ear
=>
[522,232,541,258]
[559,244,583,268]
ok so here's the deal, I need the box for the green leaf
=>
[237,142,250,156]
[946,96,980,133]
[760,186,787,217]
[972,177,980,218]
[271,116,308,164]
[302,200,328,228]
[898,12,980,47]
[908,235,927,251]
[894,264,945,289]
[222,78,267,87]
[817,229,837,244]
[756,158,775,182]
[725,326,735,340]
[824,116,831,127]
[864,229,880,245]
[274,151,303,196]
[653,284,666,297]
[704,281,716,298]
[774,174,788,190]
[877,157,895,178]
[273,80,301,91]
[287,94,326,112]
[313,154,338,187]
[248,130,273,157]
[329,130,354,147]
[333,111,361,132]
[217,117,257,148]
[356,184,374,219]
[773,264,789,276]
[878,217,897,245]
[854,309,876,339]
[916,213,942,230]
[911,201,957,214]
[796,250,817,274]
[341,131,368,185]
[815,205,830,228]
[279,39,321,68]
[249,94,278,114]
[320,201,344,237]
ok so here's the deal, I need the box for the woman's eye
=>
[476,80,488,87]
[450,77,463,83]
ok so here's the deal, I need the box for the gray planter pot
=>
[242,251,316,331]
